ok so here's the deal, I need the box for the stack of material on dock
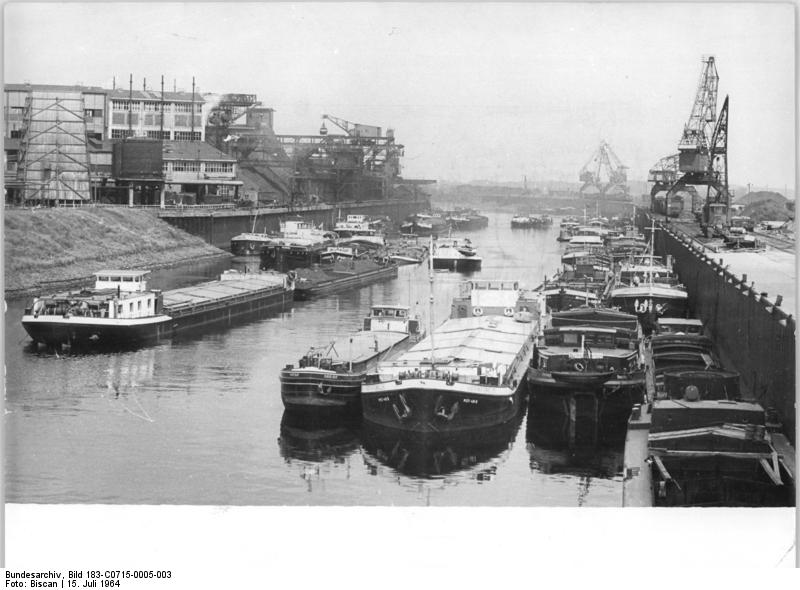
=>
[162,269,293,329]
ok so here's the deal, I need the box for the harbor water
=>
[5,213,626,506]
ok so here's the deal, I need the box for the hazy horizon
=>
[4,3,795,190]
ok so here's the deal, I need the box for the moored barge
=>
[280,304,421,414]
[162,268,294,333]
[361,279,542,434]
[291,253,398,300]
[21,270,172,348]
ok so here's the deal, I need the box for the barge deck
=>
[162,269,294,332]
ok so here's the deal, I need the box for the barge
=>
[361,279,542,434]
[432,238,482,272]
[231,217,334,257]
[21,270,172,348]
[162,268,294,333]
[291,253,398,300]
[280,304,421,414]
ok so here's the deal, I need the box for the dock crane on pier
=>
[578,140,629,197]
[648,56,731,236]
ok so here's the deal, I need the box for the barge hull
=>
[162,274,294,334]
[362,380,524,434]
[20,316,172,348]
[293,265,398,301]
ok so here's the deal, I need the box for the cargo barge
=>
[21,268,294,350]
[21,270,172,348]
[280,304,421,414]
[291,254,398,300]
[162,268,294,333]
[361,279,542,434]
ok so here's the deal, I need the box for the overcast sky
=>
[3,2,796,189]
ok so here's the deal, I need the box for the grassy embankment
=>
[3,207,229,296]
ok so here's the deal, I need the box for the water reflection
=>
[278,411,361,463]
[361,408,525,478]
[526,403,625,483]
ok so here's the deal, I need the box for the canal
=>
[5,213,627,506]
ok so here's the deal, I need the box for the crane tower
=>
[578,140,629,197]
[648,55,731,234]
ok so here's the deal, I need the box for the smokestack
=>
[143,77,146,92]
[112,76,116,90]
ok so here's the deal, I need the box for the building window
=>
[111,100,139,111]
[147,130,170,140]
[174,103,195,113]
[10,129,22,139]
[84,109,103,118]
[173,131,201,141]
[217,185,236,197]
[171,160,201,172]
[143,101,163,111]
[205,162,233,174]
[111,129,135,139]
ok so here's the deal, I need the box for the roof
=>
[162,141,236,162]
[94,270,150,277]
[108,88,202,103]
[5,82,106,94]
[388,315,534,368]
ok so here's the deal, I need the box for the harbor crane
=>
[578,140,629,197]
[648,55,730,235]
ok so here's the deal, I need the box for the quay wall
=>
[646,216,796,442]
[159,198,430,250]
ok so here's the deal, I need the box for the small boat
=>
[511,215,534,229]
[432,238,482,272]
[362,279,543,433]
[400,213,448,237]
[21,270,172,348]
[280,304,421,414]
[333,214,385,247]
[232,217,334,257]
[444,209,490,231]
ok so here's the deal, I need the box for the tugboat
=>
[361,279,543,434]
[21,270,172,348]
[280,304,421,415]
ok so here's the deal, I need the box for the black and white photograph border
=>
[1,0,797,579]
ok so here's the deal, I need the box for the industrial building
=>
[4,80,433,208]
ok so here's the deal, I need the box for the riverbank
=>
[3,207,231,298]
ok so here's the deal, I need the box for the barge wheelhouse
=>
[21,270,172,348]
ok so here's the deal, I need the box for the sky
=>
[3,2,796,190]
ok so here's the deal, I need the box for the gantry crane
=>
[648,56,730,234]
[579,140,629,197]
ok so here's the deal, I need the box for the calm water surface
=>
[4,213,625,506]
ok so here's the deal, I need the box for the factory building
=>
[3,82,226,206]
